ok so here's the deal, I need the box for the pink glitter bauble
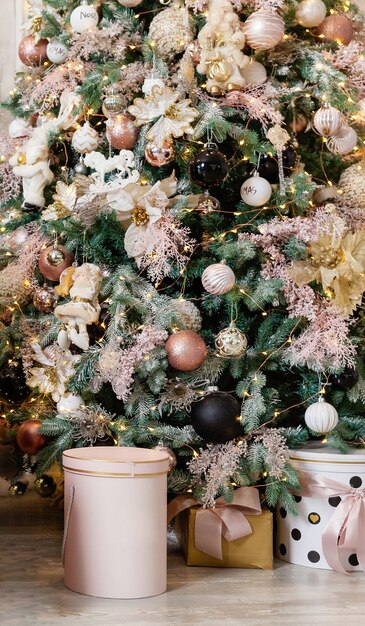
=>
[106,114,139,150]
[165,331,207,372]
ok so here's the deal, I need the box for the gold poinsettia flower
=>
[128,85,199,148]
[289,229,365,315]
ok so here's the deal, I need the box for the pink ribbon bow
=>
[297,472,365,575]
[167,487,262,560]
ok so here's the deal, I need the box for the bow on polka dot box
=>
[276,444,365,574]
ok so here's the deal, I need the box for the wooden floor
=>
[0,489,364,626]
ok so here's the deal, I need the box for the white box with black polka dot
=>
[276,443,365,572]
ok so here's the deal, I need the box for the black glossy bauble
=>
[0,363,29,405]
[9,481,28,496]
[258,146,297,184]
[34,475,57,497]
[189,144,228,189]
[331,368,359,391]
[191,391,243,443]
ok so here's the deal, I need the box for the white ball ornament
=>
[202,263,236,296]
[304,397,339,434]
[240,59,267,86]
[72,121,99,154]
[313,105,342,137]
[243,10,285,51]
[70,1,99,34]
[148,4,195,56]
[327,125,358,155]
[295,0,327,28]
[240,173,272,207]
[57,393,84,415]
[46,40,68,64]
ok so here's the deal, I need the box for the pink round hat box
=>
[62,446,170,598]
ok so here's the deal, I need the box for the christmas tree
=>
[0,0,364,509]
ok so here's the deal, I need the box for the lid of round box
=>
[289,443,365,477]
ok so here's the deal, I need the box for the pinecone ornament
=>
[171,299,202,332]
[338,162,365,209]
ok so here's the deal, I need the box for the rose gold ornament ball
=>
[165,330,207,372]
[315,14,353,45]
[38,245,74,282]
[18,35,49,66]
[145,140,175,167]
[106,114,139,150]
[16,419,48,455]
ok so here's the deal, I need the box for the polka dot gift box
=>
[276,444,365,573]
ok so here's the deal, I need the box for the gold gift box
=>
[173,507,273,569]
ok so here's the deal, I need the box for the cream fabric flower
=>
[128,85,199,147]
[27,343,79,402]
[289,229,365,315]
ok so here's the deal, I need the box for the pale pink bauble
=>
[106,114,139,150]
[243,10,285,51]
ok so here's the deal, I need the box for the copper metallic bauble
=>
[106,114,139,150]
[16,419,48,455]
[313,105,342,137]
[295,0,327,28]
[243,10,285,51]
[327,125,357,155]
[315,14,353,45]
[153,443,177,473]
[202,263,235,295]
[18,35,49,67]
[165,330,207,372]
[38,245,74,282]
[33,285,59,313]
[191,391,243,443]
[145,140,175,167]
[34,475,57,497]
[288,114,308,134]
[189,143,228,189]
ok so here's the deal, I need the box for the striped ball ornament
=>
[327,125,357,155]
[243,10,285,51]
[313,105,342,137]
[304,398,339,434]
[202,263,235,295]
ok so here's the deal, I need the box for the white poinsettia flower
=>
[107,171,177,225]
[27,343,79,402]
